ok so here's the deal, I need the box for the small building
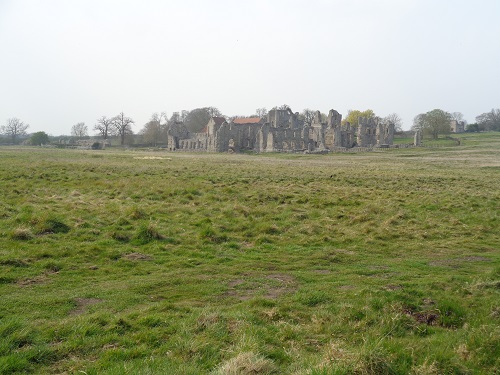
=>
[450,120,465,133]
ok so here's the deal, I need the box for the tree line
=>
[2,107,500,146]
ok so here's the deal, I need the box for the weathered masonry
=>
[166,107,395,153]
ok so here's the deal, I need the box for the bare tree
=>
[476,108,500,131]
[140,112,168,146]
[206,107,222,117]
[450,112,467,126]
[1,118,29,144]
[301,109,316,126]
[94,116,114,140]
[71,122,88,139]
[255,108,268,118]
[383,113,403,132]
[113,112,135,146]
[450,112,464,122]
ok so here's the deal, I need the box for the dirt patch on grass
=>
[225,273,297,301]
[429,256,491,268]
[71,298,103,315]
[133,156,172,160]
[17,275,48,287]
[460,256,491,262]
[123,252,153,261]
[404,308,439,325]
[428,260,460,268]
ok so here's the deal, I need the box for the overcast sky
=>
[1,0,499,135]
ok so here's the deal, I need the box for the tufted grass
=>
[0,132,499,374]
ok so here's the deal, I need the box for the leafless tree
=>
[255,108,268,118]
[450,112,464,122]
[301,109,316,126]
[113,112,135,146]
[150,112,168,127]
[450,112,467,126]
[205,107,222,117]
[383,113,403,132]
[94,116,114,140]
[71,122,88,139]
[1,118,29,144]
[476,108,500,131]
[140,112,168,146]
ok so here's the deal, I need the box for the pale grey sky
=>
[1,0,499,135]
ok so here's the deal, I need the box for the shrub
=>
[213,352,276,375]
[33,216,70,234]
[10,227,33,240]
[135,223,163,244]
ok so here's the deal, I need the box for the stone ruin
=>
[165,107,396,153]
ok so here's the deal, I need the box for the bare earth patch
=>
[404,308,440,325]
[429,256,491,268]
[133,156,172,160]
[17,275,49,287]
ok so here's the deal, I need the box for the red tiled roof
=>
[233,117,262,124]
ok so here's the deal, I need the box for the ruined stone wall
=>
[166,107,366,153]
[166,122,190,150]
[377,121,395,145]
[357,117,378,147]
[267,108,301,129]
[234,124,260,151]
[450,120,465,133]
[260,127,308,152]
[414,130,422,146]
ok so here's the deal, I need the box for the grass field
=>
[0,133,499,374]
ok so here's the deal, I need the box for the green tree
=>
[465,123,480,132]
[30,131,50,146]
[342,109,375,128]
[412,109,451,139]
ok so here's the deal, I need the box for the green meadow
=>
[0,133,499,374]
